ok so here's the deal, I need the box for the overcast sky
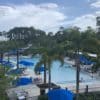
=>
[0,0,100,33]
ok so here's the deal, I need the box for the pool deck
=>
[7,82,100,100]
[6,84,40,100]
[64,57,75,65]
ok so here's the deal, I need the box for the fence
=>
[72,86,100,100]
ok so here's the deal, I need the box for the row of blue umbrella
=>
[19,60,34,66]
[0,58,45,74]
[79,55,95,65]
[19,60,45,72]
[0,59,14,67]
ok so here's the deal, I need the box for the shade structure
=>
[79,55,95,65]
[48,89,74,100]
[16,77,32,86]
[19,60,34,66]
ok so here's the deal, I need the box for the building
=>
[0,31,8,41]
[96,16,100,33]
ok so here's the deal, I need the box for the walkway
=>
[6,84,40,100]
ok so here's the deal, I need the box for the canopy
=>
[19,60,34,66]
[48,89,74,100]
[16,77,32,86]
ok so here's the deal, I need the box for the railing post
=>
[85,85,88,94]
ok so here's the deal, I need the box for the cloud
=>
[61,14,98,31]
[38,3,58,9]
[96,11,100,15]
[73,14,96,30]
[0,3,67,32]
[91,0,100,8]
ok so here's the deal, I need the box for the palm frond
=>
[34,59,44,74]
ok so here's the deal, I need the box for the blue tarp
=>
[19,60,34,66]
[16,77,32,86]
[79,55,95,65]
[48,89,74,100]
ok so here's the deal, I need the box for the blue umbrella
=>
[36,66,45,72]
[48,89,74,100]
[19,60,34,66]
[2,61,14,67]
[16,77,32,86]
[79,55,95,65]
[0,60,14,67]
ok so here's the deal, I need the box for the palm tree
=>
[34,46,64,90]
[35,52,48,84]
[61,27,81,99]
[0,65,12,99]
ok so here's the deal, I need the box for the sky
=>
[0,0,100,33]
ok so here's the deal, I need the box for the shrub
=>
[38,95,48,100]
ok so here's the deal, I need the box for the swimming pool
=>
[10,56,98,84]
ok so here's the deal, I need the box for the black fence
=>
[74,92,100,100]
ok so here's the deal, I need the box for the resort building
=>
[96,16,100,33]
[0,31,8,41]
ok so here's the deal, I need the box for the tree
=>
[34,46,64,90]
[0,65,12,100]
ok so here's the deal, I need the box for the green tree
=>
[0,65,12,100]
[34,46,64,90]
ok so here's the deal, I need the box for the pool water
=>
[10,57,96,84]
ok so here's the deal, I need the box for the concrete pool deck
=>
[7,82,100,100]
[6,84,40,100]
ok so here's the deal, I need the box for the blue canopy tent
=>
[48,89,74,100]
[16,77,32,86]
[19,60,34,67]
[79,55,95,65]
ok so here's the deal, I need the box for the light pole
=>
[75,41,80,100]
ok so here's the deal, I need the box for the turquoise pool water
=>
[10,57,96,84]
